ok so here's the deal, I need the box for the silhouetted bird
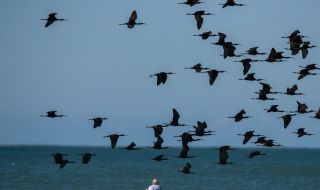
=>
[239,73,264,81]
[103,134,126,149]
[179,162,193,174]
[41,111,66,118]
[185,63,209,73]
[51,153,67,164]
[89,117,108,128]
[211,32,227,46]
[291,101,313,114]
[187,11,214,30]
[264,105,285,113]
[201,69,227,85]
[238,131,261,145]
[147,125,168,137]
[149,72,175,86]
[299,63,320,71]
[165,108,188,127]
[122,142,140,150]
[193,31,217,40]
[222,42,241,59]
[175,132,201,147]
[149,136,169,150]
[220,0,246,8]
[59,160,75,169]
[189,121,214,136]
[253,136,267,145]
[152,155,168,162]
[228,109,251,122]
[282,30,301,39]
[299,41,316,59]
[252,90,276,101]
[281,84,305,95]
[249,151,266,159]
[256,82,279,94]
[293,128,314,138]
[310,108,320,119]
[261,140,282,147]
[265,48,291,62]
[243,47,266,56]
[218,146,233,165]
[178,0,203,6]
[41,13,67,28]
[293,68,318,80]
[119,10,146,28]
[178,145,194,158]
[80,153,96,164]
[235,59,259,75]
[278,114,297,129]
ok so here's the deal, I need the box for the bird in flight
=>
[41,111,66,118]
[187,11,214,30]
[119,10,146,29]
[89,117,108,128]
[41,13,67,28]
[149,72,175,86]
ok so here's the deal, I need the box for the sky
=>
[0,0,319,148]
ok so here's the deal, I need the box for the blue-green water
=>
[0,146,320,190]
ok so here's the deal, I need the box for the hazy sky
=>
[0,0,319,148]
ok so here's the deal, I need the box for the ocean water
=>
[0,146,320,190]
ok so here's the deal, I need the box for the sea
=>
[0,146,320,190]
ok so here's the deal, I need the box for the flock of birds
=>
[39,0,319,173]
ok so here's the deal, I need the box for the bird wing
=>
[301,48,308,59]
[195,15,203,30]
[243,62,251,75]
[172,109,180,122]
[129,10,137,23]
[110,135,119,149]
[45,20,55,27]
[283,116,292,129]
[208,70,218,85]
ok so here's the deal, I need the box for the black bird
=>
[265,48,291,62]
[282,30,301,39]
[278,114,297,129]
[178,145,194,158]
[235,59,259,75]
[249,151,266,159]
[299,63,320,71]
[149,72,175,86]
[293,128,314,138]
[147,125,168,137]
[285,34,304,55]
[193,31,217,40]
[220,0,247,8]
[264,105,285,113]
[228,109,251,122]
[59,160,75,169]
[243,47,266,56]
[80,153,96,164]
[152,155,168,162]
[51,153,67,164]
[299,41,316,59]
[179,162,194,174]
[211,32,227,46]
[149,136,168,150]
[165,108,188,127]
[187,11,214,30]
[178,0,203,6]
[201,69,227,86]
[256,82,279,94]
[293,68,318,80]
[238,131,261,145]
[103,134,126,149]
[122,142,140,150]
[252,90,276,101]
[261,140,282,147]
[239,73,264,81]
[282,84,305,95]
[310,108,320,119]
[253,136,267,145]
[218,146,233,165]
[291,101,313,114]
[41,111,66,118]
[89,117,108,128]
[189,121,214,136]
[222,42,241,59]
[119,10,146,28]
[41,13,67,28]
[175,132,201,147]
[185,63,209,73]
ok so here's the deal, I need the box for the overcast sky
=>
[0,0,319,148]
